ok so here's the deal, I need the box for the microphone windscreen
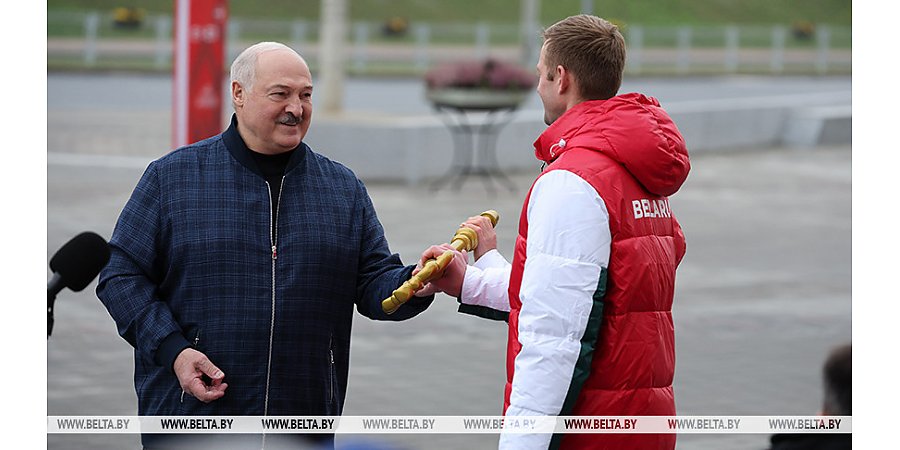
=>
[49,232,111,292]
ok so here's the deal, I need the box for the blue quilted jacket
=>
[97,117,432,445]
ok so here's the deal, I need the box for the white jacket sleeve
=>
[500,169,611,450]
[460,249,512,313]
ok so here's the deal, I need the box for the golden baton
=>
[382,210,499,314]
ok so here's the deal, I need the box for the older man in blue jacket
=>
[97,42,434,449]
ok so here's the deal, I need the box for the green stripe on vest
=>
[549,267,607,450]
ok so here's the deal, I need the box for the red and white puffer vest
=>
[505,94,690,450]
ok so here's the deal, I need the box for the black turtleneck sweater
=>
[249,148,294,209]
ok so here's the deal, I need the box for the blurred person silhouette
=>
[767,343,852,450]
[418,14,689,450]
[96,41,435,450]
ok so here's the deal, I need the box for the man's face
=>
[233,49,313,154]
[536,43,565,125]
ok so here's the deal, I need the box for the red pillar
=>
[173,0,228,148]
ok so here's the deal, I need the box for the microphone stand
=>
[48,273,63,339]
[48,294,55,339]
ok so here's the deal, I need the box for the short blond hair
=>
[542,15,626,100]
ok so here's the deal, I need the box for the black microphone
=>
[48,232,111,338]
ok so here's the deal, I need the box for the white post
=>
[725,25,739,73]
[414,23,430,71]
[227,19,241,63]
[770,25,785,74]
[816,25,830,74]
[475,22,490,59]
[352,22,369,73]
[155,15,172,69]
[84,12,100,67]
[291,20,308,52]
[581,0,593,15]
[520,0,540,65]
[319,0,347,115]
[676,26,691,74]
[627,25,643,75]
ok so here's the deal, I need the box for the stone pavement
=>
[48,140,850,449]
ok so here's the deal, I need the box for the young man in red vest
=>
[420,14,690,450]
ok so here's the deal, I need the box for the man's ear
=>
[231,81,244,108]
[556,65,570,95]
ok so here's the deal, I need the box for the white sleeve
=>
[500,170,611,450]
[460,249,512,313]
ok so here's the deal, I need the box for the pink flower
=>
[425,58,535,91]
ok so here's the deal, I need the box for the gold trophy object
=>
[382,210,499,314]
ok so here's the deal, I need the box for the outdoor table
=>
[427,89,525,193]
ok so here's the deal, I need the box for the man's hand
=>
[173,348,227,403]
[413,244,467,297]
[462,215,497,261]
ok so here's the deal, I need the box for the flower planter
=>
[426,88,530,111]
[424,58,534,111]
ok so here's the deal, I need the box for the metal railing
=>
[47,11,851,75]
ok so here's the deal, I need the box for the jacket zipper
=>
[263,177,285,417]
[180,328,202,404]
[329,336,336,405]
